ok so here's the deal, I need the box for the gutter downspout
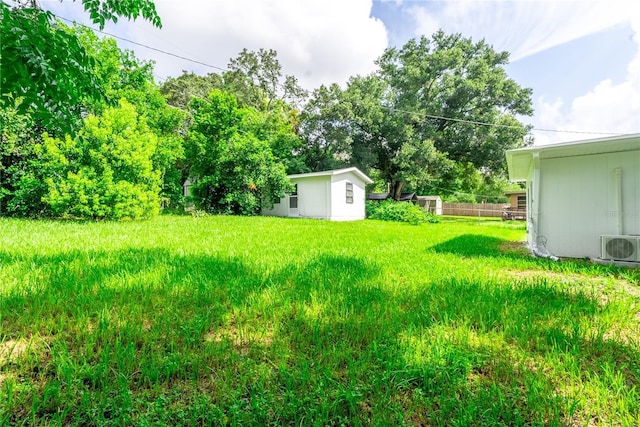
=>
[529,152,559,261]
[615,167,623,235]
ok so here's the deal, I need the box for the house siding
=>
[263,196,290,217]
[537,150,640,258]
[330,171,367,221]
[296,176,329,219]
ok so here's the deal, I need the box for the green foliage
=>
[0,4,100,135]
[299,84,353,172]
[73,26,186,208]
[0,1,161,135]
[160,71,224,110]
[78,0,161,29]
[0,102,51,217]
[377,31,533,174]
[187,90,291,215]
[1,23,185,217]
[41,100,161,219]
[367,200,439,225]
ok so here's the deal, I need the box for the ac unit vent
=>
[601,236,639,262]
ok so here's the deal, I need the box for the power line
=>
[50,12,632,137]
[53,14,227,72]
[378,105,626,136]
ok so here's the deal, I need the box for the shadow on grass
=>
[431,234,516,258]
[431,234,640,282]
[2,247,639,425]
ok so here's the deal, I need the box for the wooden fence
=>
[442,202,507,218]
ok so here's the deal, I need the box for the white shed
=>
[262,167,373,221]
[506,134,640,262]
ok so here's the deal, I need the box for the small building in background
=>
[506,133,640,262]
[417,196,443,215]
[263,167,373,221]
[504,190,526,210]
[502,190,526,220]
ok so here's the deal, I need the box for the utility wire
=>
[378,105,626,136]
[51,12,632,137]
[53,14,227,72]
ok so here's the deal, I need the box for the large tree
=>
[223,48,307,112]
[186,90,291,215]
[298,84,354,173]
[377,31,533,174]
[299,31,533,199]
[162,50,307,175]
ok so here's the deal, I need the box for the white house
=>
[262,167,373,221]
[506,134,640,262]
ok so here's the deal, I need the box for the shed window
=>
[346,182,353,204]
[517,195,526,210]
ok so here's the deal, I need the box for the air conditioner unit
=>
[600,235,640,262]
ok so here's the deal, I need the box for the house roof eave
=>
[288,167,374,184]
[506,133,640,182]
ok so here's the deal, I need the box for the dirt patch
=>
[204,313,274,355]
[498,241,531,256]
[0,339,29,367]
[0,372,16,388]
[500,268,640,345]
[499,269,640,300]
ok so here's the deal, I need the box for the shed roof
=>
[287,167,374,184]
[398,192,417,202]
[506,133,640,181]
[367,193,390,200]
[417,195,441,201]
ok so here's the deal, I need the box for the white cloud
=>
[41,0,388,89]
[63,0,389,90]
[532,15,640,144]
[411,6,440,38]
[410,0,637,61]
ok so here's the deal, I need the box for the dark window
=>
[517,195,526,210]
[346,182,353,204]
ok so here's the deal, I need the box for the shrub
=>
[41,100,161,220]
[367,200,439,225]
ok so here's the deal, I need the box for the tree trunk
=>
[391,180,404,201]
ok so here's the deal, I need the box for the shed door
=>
[289,184,299,217]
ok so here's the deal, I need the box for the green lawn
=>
[1,215,639,426]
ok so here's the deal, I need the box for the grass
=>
[0,215,639,426]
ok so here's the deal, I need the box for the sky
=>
[36,0,640,145]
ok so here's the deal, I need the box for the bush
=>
[366,200,439,225]
[41,100,161,220]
